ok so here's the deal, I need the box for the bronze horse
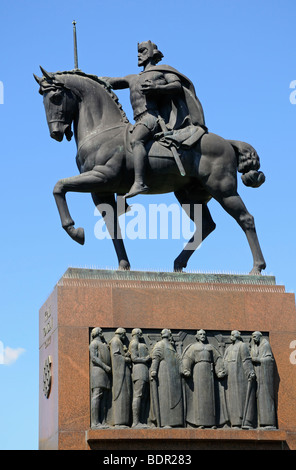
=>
[34,68,266,274]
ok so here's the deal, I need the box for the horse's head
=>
[34,67,78,142]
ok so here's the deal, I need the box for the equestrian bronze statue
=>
[34,40,266,274]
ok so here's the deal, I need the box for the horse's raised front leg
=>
[173,189,216,272]
[91,193,130,270]
[53,168,111,245]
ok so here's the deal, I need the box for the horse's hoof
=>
[174,266,185,273]
[74,227,85,245]
[174,261,186,273]
[118,260,130,271]
[249,267,262,275]
[65,225,85,245]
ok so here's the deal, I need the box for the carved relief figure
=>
[250,331,277,429]
[182,329,227,428]
[150,329,183,428]
[89,327,112,428]
[109,328,132,427]
[88,327,277,430]
[224,330,256,429]
[128,328,151,428]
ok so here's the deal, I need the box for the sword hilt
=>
[157,115,186,177]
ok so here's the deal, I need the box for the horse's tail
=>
[228,140,266,188]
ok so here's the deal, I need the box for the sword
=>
[157,115,186,177]
[242,375,255,428]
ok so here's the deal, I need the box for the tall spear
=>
[72,20,79,70]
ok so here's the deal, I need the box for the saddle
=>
[125,122,207,159]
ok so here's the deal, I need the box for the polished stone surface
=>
[39,268,296,450]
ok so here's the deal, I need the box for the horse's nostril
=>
[50,130,63,142]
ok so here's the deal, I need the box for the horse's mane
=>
[54,70,130,124]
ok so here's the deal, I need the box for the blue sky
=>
[0,0,295,449]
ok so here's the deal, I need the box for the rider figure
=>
[102,41,183,198]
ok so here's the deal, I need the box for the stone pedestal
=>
[39,268,296,450]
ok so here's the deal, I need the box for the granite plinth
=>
[86,428,288,450]
[39,268,296,450]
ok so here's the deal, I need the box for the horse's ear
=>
[40,66,54,81]
[33,73,41,85]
